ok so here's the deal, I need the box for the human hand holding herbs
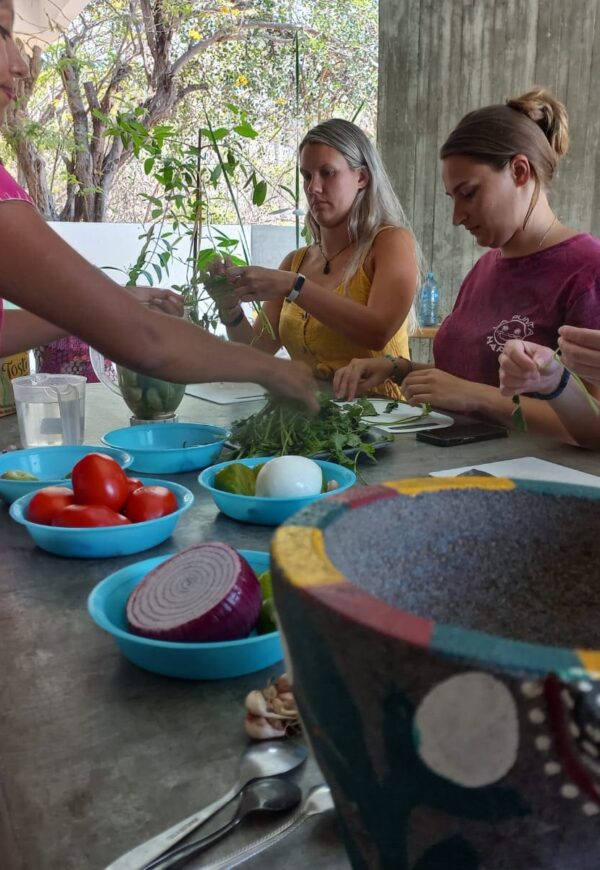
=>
[226,263,298,304]
[499,339,599,432]
[201,254,240,323]
[558,325,600,386]
[201,254,276,337]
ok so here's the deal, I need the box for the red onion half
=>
[126,543,262,642]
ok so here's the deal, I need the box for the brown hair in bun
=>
[440,86,569,187]
[505,87,569,161]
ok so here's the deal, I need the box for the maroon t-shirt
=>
[433,234,600,386]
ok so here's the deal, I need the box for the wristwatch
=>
[286,273,306,303]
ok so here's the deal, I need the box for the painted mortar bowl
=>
[271,476,600,870]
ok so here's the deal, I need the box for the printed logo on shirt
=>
[486,315,534,352]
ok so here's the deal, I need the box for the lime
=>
[1,470,38,481]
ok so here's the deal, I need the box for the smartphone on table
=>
[416,421,508,447]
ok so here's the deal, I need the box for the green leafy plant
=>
[102,105,274,334]
[228,393,393,469]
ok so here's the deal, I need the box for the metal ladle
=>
[106,741,307,870]
[144,778,302,870]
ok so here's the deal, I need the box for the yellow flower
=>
[235,74,249,87]
[188,29,203,40]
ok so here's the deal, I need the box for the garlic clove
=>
[245,714,287,740]
[275,673,292,693]
[245,689,268,717]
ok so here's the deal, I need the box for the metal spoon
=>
[106,741,307,870]
[203,784,334,869]
[143,778,302,870]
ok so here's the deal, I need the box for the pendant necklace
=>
[317,240,353,274]
[537,215,558,249]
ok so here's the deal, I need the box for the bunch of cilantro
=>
[228,393,392,468]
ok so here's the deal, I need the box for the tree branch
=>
[59,37,94,219]
[171,20,310,78]
[176,82,209,101]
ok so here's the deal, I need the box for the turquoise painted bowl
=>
[198,456,357,526]
[0,445,133,504]
[87,549,282,679]
[101,423,229,474]
[9,477,193,558]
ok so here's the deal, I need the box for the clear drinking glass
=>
[12,374,86,447]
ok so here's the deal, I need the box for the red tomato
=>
[124,485,178,522]
[126,477,144,495]
[71,453,129,511]
[53,504,131,527]
[28,486,75,525]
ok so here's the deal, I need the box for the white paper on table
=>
[185,382,266,404]
[429,456,600,488]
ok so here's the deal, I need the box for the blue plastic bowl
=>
[198,457,357,526]
[0,445,133,505]
[101,423,229,474]
[9,477,194,558]
[87,549,282,679]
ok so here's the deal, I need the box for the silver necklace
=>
[538,215,558,249]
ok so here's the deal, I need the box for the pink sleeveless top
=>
[0,164,34,342]
[0,165,104,381]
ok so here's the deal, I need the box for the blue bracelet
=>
[524,366,571,400]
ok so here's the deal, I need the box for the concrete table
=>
[1,386,598,870]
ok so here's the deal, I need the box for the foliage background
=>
[3,0,378,225]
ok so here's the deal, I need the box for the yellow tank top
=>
[279,238,410,399]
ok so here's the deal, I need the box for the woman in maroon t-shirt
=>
[334,88,600,440]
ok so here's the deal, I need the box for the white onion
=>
[126,543,261,642]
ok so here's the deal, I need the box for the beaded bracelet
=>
[524,366,571,400]
[384,354,413,384]
[221,308,245,328]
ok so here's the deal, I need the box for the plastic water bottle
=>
[418,272,440,326]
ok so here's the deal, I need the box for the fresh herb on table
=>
[228,393,391,468]
[512,396,527,432]
[384,403,432,427]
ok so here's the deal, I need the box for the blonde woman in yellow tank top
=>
[213,119,422,399]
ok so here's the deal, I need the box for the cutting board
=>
[185,382,266,404]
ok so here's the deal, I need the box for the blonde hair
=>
[299,119,423,332]
[440,87,569,227]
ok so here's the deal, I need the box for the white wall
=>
[45,222,297,282]
[4,222,299,313]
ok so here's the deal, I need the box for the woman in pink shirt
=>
[334,88,600,439]
[0,0,316,409]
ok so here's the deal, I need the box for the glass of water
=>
[12,374,86,448]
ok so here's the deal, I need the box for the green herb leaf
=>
[512,395,527,432]
[228,393,387,468]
